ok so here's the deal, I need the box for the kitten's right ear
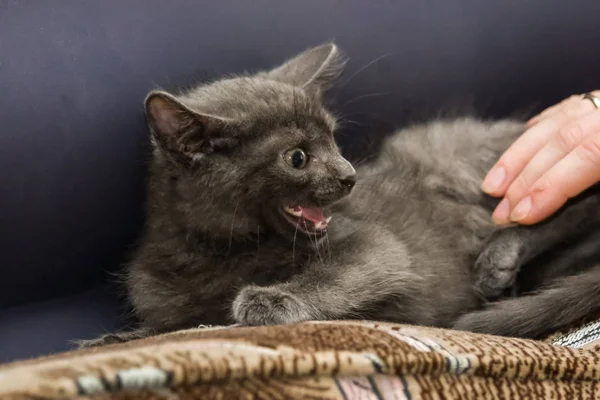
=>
[145,91,226,158]
[265,42,347,95]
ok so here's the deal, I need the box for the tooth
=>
[314,221,323,230]
[326,216,332,223]
[285,207,302,217]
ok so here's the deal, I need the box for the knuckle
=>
[564,102,587,117]
[533,173,553,192]
[507,173,532,200]
[567,94,581,103]
[555,108,570,121]
[539,105,556,117]
[577,137,600,167]
[556,123,584,151]
[515,172,533,190]
[559,95,580,110]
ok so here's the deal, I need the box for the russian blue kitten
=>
[84,43,600,346]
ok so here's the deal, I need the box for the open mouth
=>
[281,205,332,234]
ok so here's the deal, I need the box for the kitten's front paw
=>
[474,231,522,298]
[232,286,314,326]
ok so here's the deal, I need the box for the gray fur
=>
[80,43,600,347]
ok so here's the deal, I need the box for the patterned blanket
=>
[2,320,600,400]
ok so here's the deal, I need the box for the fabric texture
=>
[2,320,600,400]
[4,0,600,362]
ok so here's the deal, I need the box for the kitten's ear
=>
[265,42,346,94]
[145,91,228,158]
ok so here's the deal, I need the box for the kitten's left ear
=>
[265,42,346,95]
[145,91,231,159]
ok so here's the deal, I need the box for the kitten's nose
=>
[339,173,356,191]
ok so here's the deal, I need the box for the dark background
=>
[2,0,600,362]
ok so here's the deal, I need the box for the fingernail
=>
[492,198,510,224]
[482,166,506,194]
[510,196,531,222]
[526,117,539,127]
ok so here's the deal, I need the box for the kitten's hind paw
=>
[474,231,523,298]
[232,285,315,326]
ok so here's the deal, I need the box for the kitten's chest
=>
[220,244,309,286]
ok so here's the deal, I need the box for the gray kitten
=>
[82,43,600,346]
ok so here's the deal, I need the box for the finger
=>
[510,131,600,224]
[500,109,600,220]
[528,92,599,127]
[483,94,599,198]
[526,95,578,126]
[526,117,540,127]
[540,94,595,120]
[482,111,571,197]
[526,99,567,126]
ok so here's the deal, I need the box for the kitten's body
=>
[84,43,600,346]
[321,119,523,325]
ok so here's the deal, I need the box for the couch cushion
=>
[2,321,600,399]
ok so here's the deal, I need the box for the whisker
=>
[314,231,326,267]
[292,218,300,262]
[351,154,377,168]
[304,220,324,267]
[338,118,368,128]
[342,92,390,108]
[325,231,332,266]
[256,223,260,258]
[227,201,240,257]
[340,53,392,88]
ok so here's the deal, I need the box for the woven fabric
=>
[2,321,600,400]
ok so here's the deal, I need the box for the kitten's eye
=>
[284,148,308,169]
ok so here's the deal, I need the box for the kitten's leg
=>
[232,229,433,326]
[75,328,155,348]
[454,262,600,338]
[474,192,600,297]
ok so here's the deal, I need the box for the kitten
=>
[81,43,600,347]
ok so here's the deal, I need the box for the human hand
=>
[481,91,600,225]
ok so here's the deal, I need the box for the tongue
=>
[300,207,325,223]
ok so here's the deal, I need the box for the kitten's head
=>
[145,43,355,242]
